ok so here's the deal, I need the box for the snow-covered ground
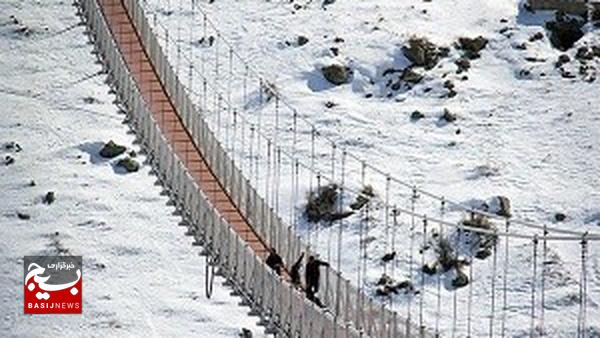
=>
[142,0,600,336]
[0,1,266,337]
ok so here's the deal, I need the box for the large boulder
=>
[546,12,584,51]
[403,37,448,70]
[457,36,488,59]
[117,157,140,173]
[322,64,351,85]
[100,140,126,159]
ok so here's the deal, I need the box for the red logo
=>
[24,256,82,314]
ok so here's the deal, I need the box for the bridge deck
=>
[98,0,271,258]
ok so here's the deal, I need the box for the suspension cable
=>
[501,220,510,338]
[531,235,539,337]
[435,199,445,337]
[419,217,427,331]
[490,229,498,337]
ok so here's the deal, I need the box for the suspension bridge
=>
[78,0,599,336]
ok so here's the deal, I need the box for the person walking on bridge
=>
[290,252,305,288]
[305,255,329,295]
[266,247,284,275]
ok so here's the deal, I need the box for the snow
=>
[142,0,600,336]
[0,1,266,337]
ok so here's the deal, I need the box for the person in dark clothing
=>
[265,247,284,275]
[305,286,325,308]
[290,252,305,288]
[305,255,329,295]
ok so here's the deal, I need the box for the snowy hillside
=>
[0,1,265,337]
[143,0,600,336]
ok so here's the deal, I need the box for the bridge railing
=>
[116,0,429,336]
[79,0,362,337]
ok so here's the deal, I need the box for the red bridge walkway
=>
[98,0,271,258]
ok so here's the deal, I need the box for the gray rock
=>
[455,57,471,73]
[441,108,457,123]
[457,36,488,59]
[321,64,351,85]
[43,191,55,205]
[117,157,140,173]
[100,140,126,159]
[297,35,309,46]
[575,46,594,61]
[410,110,425,121]
[546,12,584,51]
[401,68,424,84]
[403,37,447,70]
[4,155,15,166]
[556,54,571,67]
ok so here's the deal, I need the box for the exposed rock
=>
[524,57,546,63]
[324,101,337,109]
[376,273,394,286]
[99,140,126,159]
[239,328,253,338]
[382,68,401,77]
[4,155,15,166]
[403,37,448,70]
[556,54,571,67]
[575,46,594,61]
[306,184,337,222]
[560,69,576,79]
[455,57,471,73]
[401,68,424,84]
[3,141,22,152]
[529,32,544,42]
[435,236,458,272]
[440,108,457,123]
[381,252,396,263]
[28,180,36,187]
[333,37,344,43]
[324,210,354,222]
[321,64,351,85]
[475,248,492,260]
[443,80,455,90]
[451,269,469,288]
[297,35,309,46]
[117,157,140,173]
[43,191,55,205]
[410,110,425,121]
[554,212,567,222]
[518,68,532,79]
[495,195,511,217]
[83,96,101,104]
[17,212,31,220]
[329,47,339,56]
[349,185,374,210]
[463,213,492,230]
[422,263,437,275]
[514,42,527,50]
[457,36,488,59]
[546,12,584,51]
